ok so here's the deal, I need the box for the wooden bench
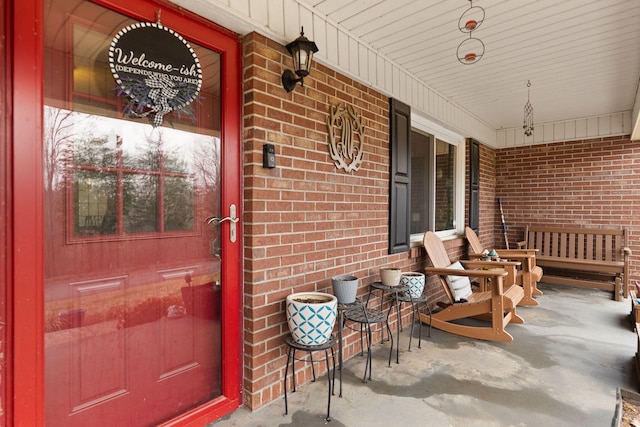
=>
[518,226,631,301]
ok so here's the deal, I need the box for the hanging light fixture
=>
[457,0,485,65]
[523,80,534,136]
[281,27,319,93]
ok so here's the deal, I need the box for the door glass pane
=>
[164,176,195,231]
[44,1,223,425]
[123,173,159,233]
[74,169,117,236]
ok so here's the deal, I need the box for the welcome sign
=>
[108,21,202,127]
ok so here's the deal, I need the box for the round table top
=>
[285,334,337,351]
[370,281,409,293]
[343,307,387,324]
[337,297,363,311]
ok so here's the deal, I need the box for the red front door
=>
[11,0,242,425]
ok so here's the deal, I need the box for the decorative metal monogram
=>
[327,103,365,173]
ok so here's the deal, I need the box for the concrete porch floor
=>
[210,284,637,427]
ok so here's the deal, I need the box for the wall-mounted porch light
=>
[281,27,319,93]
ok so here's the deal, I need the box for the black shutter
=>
[469,139,480,233]
[389,98,411,254]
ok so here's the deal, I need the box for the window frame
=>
[68,135,198,240]
[410,112,466,244]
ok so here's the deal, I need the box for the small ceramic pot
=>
[380,267,402,287]
[400,272,425,299]
[332,275,358,304]
[286,292,337,345]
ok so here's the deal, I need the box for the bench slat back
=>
[524,226,627,262]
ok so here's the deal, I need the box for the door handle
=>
[206,204,238,243]
[206,216,239,225]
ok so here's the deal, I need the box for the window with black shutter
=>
[388,98,411,254]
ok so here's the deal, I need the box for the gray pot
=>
[331,275,358,304]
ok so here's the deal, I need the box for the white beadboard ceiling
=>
[301,0,640,130]
[170,0,640,142]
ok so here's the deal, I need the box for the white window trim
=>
[410,113,466,243]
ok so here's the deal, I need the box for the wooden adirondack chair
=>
[420,231,525,342]
[465,226,543,306]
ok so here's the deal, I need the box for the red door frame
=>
[9,1,243,425]
[0,1,8,425]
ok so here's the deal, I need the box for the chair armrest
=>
[493,250,536,259]
[516,240,526,249]
[425,267,509,296]
[425,267,508,278]
[461,260,521,268]
[623,246,632,256]
[461,260,519,286]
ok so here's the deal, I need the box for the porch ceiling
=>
[169,0,640,140]
[302,0,640,130]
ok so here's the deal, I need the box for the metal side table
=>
[390,291,431,351]
[343,305,392,382]
[367,281,409,364]
[337,298,362,397]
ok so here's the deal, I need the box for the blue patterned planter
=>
[286,292,337,345]
[400,272,425,299]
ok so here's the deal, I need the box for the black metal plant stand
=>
[283,334,336,422]
[343,305,392,382]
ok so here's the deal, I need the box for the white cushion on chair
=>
[444,261,473,302]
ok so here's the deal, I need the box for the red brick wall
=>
[242,30,632,411]
[495,136,640,281]
[242,32,430,410]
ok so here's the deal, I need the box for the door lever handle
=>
[206,204,238,243]
[206,215,239,225]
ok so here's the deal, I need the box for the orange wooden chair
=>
[465,226,543,306]
[420,231,525,342]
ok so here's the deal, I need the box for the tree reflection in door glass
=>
[164,176,195,231]
[44,107,208,236]
[74,170,117,236]
[123,173,159,233]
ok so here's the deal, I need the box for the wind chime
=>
[456,0,485,65]
[523,80,534,136]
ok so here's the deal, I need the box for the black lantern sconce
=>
[281,27,319,93]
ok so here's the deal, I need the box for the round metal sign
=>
[108,22,202,127]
